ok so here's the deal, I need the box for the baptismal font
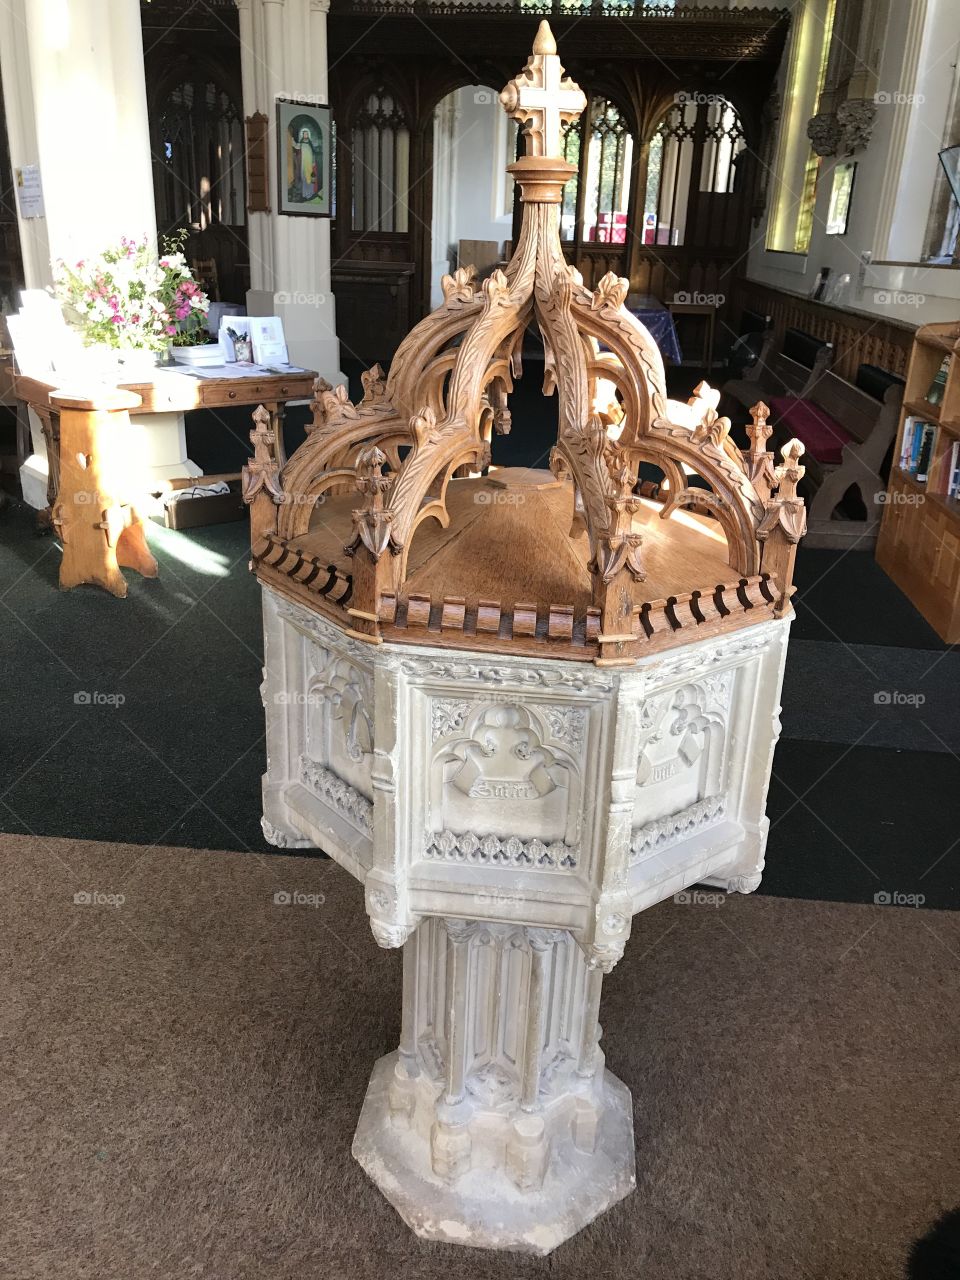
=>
[244,22,806,1254]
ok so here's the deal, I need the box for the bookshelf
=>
[876,321,960,641]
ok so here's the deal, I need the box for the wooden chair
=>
[457,239,501,278]
[190,256,220,302]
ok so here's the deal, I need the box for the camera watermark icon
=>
[275,290,328,307]
[674,889,726,907]
[73,890,125,908]
[474,89,495,105]
[874,890,925,907]
[73,491,97,505]
[73,691,126,707]
[474,490,525,506]
[873,690,925,707]
[273,889,326,907]
[673,290,725,308]
[875,490,924,506]
[874,91,925,106]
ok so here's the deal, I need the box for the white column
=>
[236,0,343,380]
[353,918,636,1254]
[0,0,156,285]
[0,0,172,509]
[430,94,460,309]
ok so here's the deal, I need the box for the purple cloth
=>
[628,303,683,366]
[768,395,853,466]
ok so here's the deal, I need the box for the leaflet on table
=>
[248,317,288,365]
[218,315,289,366]
[177,362,309,379]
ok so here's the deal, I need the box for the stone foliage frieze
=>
[629,793,729,865]
[299,754,373,833]
[423,829,579,870]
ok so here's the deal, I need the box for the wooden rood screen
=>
[326,4,787,362]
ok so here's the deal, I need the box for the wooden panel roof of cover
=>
[243,22,807,667]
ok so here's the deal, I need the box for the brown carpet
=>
[1,833,957,1280]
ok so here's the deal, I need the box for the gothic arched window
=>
[643,95,746,247]
[156,78,246,231]
[558,94,635,245]
[351,86,411,233]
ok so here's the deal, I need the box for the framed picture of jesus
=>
[276,99,333,217]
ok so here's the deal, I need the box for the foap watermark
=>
[674,889,726,907]
[274,690,324,707]
[873,690,925,707]
[875,490,925,506]
[273,889,326,908]
[673,290,724,308]
[278,492,326,507]
[74,691,125,707]
[475,887,524,908]
[875,291,926,308]
[474,89,496,106]
[278,91,325,108]
[874,890,925,907]
[874,91,925,106]
[73,890,125,908]
[474,490,525,506]
[275,290,328,307]
[675,91,725,106]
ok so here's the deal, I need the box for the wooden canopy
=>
[244,22,806,666]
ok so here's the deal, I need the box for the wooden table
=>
[13,366,317,525]
[666,299,715,372]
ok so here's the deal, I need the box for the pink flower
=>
[165,324,176,336]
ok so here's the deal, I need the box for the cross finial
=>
[499,21,587,160]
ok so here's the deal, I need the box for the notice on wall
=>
[15,165,45,219]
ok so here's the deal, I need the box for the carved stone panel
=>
[304,647,375,803]
[632,670,732,828]
[428,701,583,851]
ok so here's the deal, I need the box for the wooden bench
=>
[795,367,904,524]
[723,325,833,409]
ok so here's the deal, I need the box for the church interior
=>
[1,0,959,1276]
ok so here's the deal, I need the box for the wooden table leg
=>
[35,405,61,531]
[51,389,158,598]
[270,400,288,469]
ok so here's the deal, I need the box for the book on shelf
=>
[926,354,951,406]
[946,439,960,500]
[899,416,938,482]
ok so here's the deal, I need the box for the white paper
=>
[5,314,55,376]
[15,165,45,219]
[249,316,288,366]
[219,316,252,362]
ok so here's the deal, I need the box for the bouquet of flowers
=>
[54,231,210,353]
